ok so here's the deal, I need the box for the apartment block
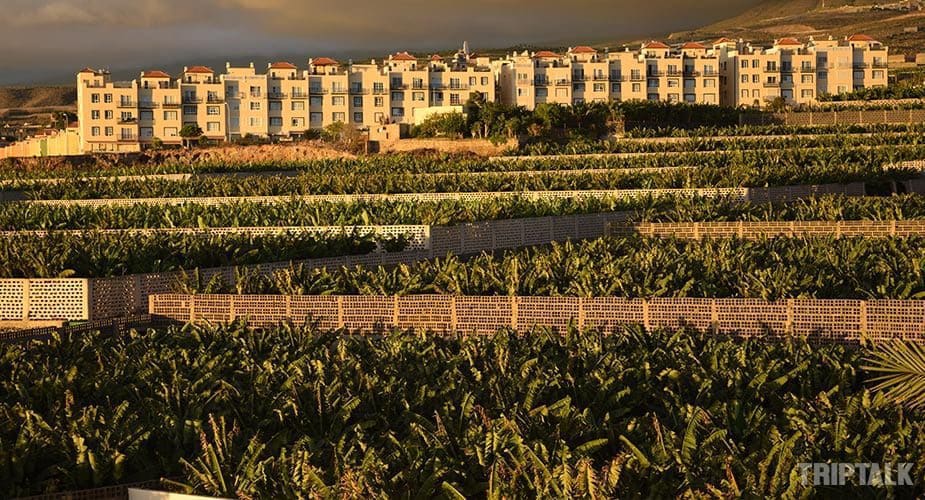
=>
[76,36,888,153]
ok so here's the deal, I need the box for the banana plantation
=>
[3,124,925,498]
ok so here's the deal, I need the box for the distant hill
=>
[0,86,76,111]
[665,0,925,54]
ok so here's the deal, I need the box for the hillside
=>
[667,0,925,54]
[0,86,76,111]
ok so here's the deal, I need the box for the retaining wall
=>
[149,294,925,343]
[740,109,925,126]
[609,220,925,239]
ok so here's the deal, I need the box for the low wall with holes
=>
[148,294,925,343]
[0,279,89,323]
[608,220,925,239]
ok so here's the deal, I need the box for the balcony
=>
[182,97,202,104]
[207,97,225,104]
[117,101,136,108]
[162,102,181,109]
[411,83,427,90]
[348,88,368,95]
[780,67,794,74]
[648,70,664,77]
[853,63,870,69]
[873,62,888,69]
[553,79,571,86]
[268,93,288,99]
[118,117,137,124]
[572,75,587,81]
[391,83,409,90]
[800,66,816,73]
[667,70,682,77]
[702,70,718,77]
[309,88,328,94]
[372,88,388,95]
[117,135,138,143]
[534,80,549,87]
[763,81,781,88]
[592,74,609,81]
[138,102,159,109]
[291,93,309,99]
[331,88,348,94]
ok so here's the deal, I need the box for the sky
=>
[0,0,765,85]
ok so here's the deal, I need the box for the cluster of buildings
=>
[76,35,888,153]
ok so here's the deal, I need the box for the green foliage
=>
[410,112,467,138]
[201,235,925,300]
[179,124,203,139]
[1,325,922,498]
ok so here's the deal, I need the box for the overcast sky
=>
[0,0,763,85]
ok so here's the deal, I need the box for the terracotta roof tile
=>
[570,46,597,54]
[391,52,417,61]
[311,57,339,66]
[142,70,170,78]
[533,50,560,58]
[185,66,214,74]
[270,61,297,69]
[643,41,670,49]
[848,34,876,42]
[430,54,443,61]
[776,37,802,46]
[681,41,707,50]
[713,37,734,44]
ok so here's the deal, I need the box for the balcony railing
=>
[138,102,158,109]
[291,93,309,99]
[873,62,889,69]
[853,63,870,69]
[800,66,816,73]
[182,97,202,104]
[207,97,224,104]
[309,88,328,94]
[703,70,718,77]
[553,79,571,86]
[763,81,781,88]
[572,75,587,81]
[411,83,427,90]
[648,70,663,77]
[118,117,137,124]
[331,88,349,94]
[117,101,136,108]
[268,93,288,99]
[348,88,368,95]
[391,83,409,90]
[162,102,181,109]
[117,135,138,142]
[592,74,608,81]
[666,70,682,77]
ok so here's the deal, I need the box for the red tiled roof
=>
[713,37,734,44]
[533,50,560,58]
[270,61,297,69]
[430,54,443,61]
[185,66,214,74]
[391,52,417,61]
[311,57,339,66]
[571,46,597,54]
[643,41,670,49]
[681,42,707,50]
[848,34,876,42]
[776,37,802,46]
[142,70,170,78]
[78,67,96,74]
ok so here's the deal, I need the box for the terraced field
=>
[3,129,925,498]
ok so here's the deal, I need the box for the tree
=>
[411,112,467,138]
[179,124,203,148]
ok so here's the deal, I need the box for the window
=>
[374,96,384,107]
[104,94,112,103]
[593,83,605,92]
[374,112,384,123]
[704,79,715,88]
[269,102,282,111]
[91,94,100,103]
[91,126,100,136]
[632,83,641,92]
[668,93,679,102]
[412,78,424,89]
[250,102,261,110]
[611,83,621,93]
[248,117,262,126]
[684,79,695,89]
[647,79,658,88]
[140,110,153,120]
[573,83,585,91]
[391,92,403,101]
[740,89,748,98]
[450,93,460,105]
[184,106,197,116]
[310,112,322,123]
[684,94,696,103]
[332,112,345,122]
[120,128,133,139]
[292,101,305,111]
[332,96,345,106]
[140,127,153,139]
[536,88,548,98]
[249,86,261,97]
[121,112,133,121]
[668,80,679,88]
[353,96,363,107]
[269,117,283,127]
[292,118,305,128]
[801,89,814,98]
[741,75,748,83]
[207,121,221,132]
[391,107,404,117]
[207,106,221,116]
[104,110,113,120]
[740,60,748,68]
[450,78,461,89]
[373,82,384,93]
[481,77,489,85]
[310,96,323,106]
[873,70,884,79]
[91,110,100,120]
[353,112,363,123]
[752,75,759,84]
[105,126,114,136]
[802,75,813,84]
[164,127,178,137]
[630,70,641,80]
[647,93,659,101]
[412,92,425,101]
[164,111,178,120]
[751,60,759,69]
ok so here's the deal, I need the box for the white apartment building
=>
[76,36,888,152]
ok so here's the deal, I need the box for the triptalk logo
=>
[798,463,914,487]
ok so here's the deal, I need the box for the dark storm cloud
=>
[0,0,763,85]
